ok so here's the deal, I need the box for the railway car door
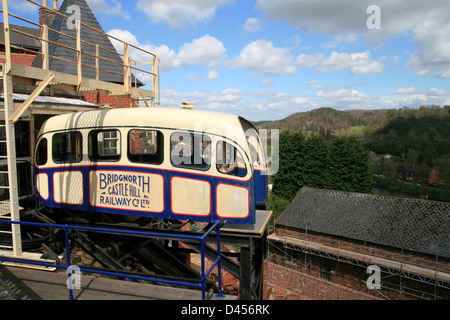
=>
[214,140,254,223]
[169,131,213,220]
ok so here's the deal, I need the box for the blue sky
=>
[6,0,450,121]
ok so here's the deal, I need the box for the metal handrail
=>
[0,219,224,300]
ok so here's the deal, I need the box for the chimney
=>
[39,0,58,27]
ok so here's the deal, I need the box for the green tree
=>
[303,135,333,189]
[271,131,305,201]
[329,136,372,193]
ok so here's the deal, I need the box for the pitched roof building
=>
[276,187,450,258]
[268,187,450,300]
[32,0,141,86]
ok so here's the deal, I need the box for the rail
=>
[0,219,225,300]
[1,0,159,102]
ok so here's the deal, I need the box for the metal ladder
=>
[0,64,12,250]
[0,63,22,255]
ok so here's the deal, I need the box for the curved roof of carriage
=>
[39,107,252,144]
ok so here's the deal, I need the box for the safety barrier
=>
[0,218,225,300]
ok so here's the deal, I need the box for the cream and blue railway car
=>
[33,108,268,224]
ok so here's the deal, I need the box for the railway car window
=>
[52,132,82,163]
[88,129,121,161]
[170,131,210,171]
[216,141,247,177]
[128,129,163,164]
[35,138,48,166]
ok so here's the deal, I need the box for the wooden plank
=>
[9,64,155,98]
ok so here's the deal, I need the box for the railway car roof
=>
[39,107,251,139]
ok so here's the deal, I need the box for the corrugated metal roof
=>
[1,93,98,108]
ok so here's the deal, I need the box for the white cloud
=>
[296,53,325,68]
[406,20,450,78]
[255,0,449,36]
[256,0,450,77]
[306,80,340,91]
[87,0,130,19]
[176,35,226,68]
[207,70,219,80]
[227,39,296,75]
[261,78,274,86]
[136,0,234,30]
[108,30,226,73]
[244,18,261,32]
[296,51,384,75]
[316,89,369,104]
[293,97,309,104]
[321,33,359,48]
[393,87,449,96]
[7,0,37,13]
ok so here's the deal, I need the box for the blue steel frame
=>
[0,219,225,300]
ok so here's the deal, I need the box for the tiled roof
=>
[0,23,41,50]
[276,187,450,258]
[32,0,141,85]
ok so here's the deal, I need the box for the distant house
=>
[268,187,450,300]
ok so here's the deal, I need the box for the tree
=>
[302,135,333,189]
[271,131,305,201]
[329,136,372,193]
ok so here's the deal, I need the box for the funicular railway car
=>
[33,107,268,225]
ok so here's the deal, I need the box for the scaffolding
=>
[268,232,450,300]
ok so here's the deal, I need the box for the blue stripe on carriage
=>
[35,165,256,224]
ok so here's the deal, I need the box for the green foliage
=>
[271,132,372,202]
[262,104,450,209]
[329,136,373,193]
[267,193,291,225]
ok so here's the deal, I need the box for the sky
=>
[6,0,450,121]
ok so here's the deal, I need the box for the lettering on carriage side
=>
[93,171,153,210]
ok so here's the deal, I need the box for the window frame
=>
[216,140,247,178]
[35,137,48,166]
[170,131,211,171]
[127,129,164,165]
[52,131,83,164]
[88,129,121,162]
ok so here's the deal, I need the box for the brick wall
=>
[0,53,36,66]
[270,227,450,299]
[264,261,382,300]
[84,92,135,108]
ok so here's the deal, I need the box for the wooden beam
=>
[41,25,49,70]
[9,72,55,123]
[9,64,155,99]
[115,96,124,108]
[123,43,130,92]
[2,0,12,73]
[139,90,149,107]
[76,20,82,86]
